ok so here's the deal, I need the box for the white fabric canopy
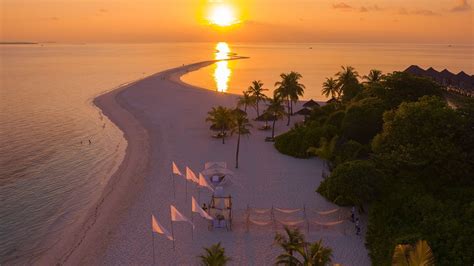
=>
[276,219,306,226]
[274,207,303,214]
[315,208,339,215]
[248,218,273,226]
[205,162,227,169]
[310,220,344,226]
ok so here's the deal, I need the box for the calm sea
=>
[0,42,472,263]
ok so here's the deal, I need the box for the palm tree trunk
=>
[244,104,247,113]
[221,129,225,144]
[235,132,240,168]
[290,101,293,116]
[286,98,291,126]
[272,118,276,139]
[256,98,260,117]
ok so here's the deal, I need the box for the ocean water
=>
[0,42,472,263]
[182,42,474,100]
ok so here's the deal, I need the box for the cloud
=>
[332,2,353,9]
[359,5,383,12]
[450,0,472,12]
[398,8,439,16]
[99,8,108,13]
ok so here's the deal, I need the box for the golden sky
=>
[1,0,473,44]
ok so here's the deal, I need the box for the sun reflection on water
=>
[214,42,231,92]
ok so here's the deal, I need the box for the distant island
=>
[0,42,38,45]
[404,65,474,97]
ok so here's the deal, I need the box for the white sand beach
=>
[40,60,370,265]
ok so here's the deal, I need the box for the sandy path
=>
[42,60,370,265]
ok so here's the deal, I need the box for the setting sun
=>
[208,4,238,27]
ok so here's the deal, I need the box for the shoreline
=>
[35,60,224,265]
[37,58,367,265]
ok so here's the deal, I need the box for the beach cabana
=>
[255,112,275,130]
[233,108,247,116]
[207,195,233,231]
[303,99,320,108]
[209,124,229,138]
[295,108,312,116]
[201,162,234,186]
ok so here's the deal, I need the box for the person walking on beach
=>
[355,218,361,235]
[89,139,92,144]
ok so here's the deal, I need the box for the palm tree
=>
[274,227,306,263]
[198,242,231,266]
[275,71,305,126]
[206,106,234,144]
[363,69,384,84]
[247,80,268,117]
[392,240,435,266]
[321,77,339,100]
[335,66,360,101]
[275,227,332,266]
[237,91,255,113]
[266,94,286,140]
[276,240,333,266]
[230,110,252,168]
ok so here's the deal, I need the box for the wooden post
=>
[151,231,155,265]
[170,210,175,251]
[171,174,176,200]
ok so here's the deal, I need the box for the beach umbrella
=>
[255,111,276,122]
[295,108,312,116]
[201,167,234,176]
[303,99,320,108]
[233,108,247,116]
[210,124,230,131]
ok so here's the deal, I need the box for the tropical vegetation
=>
[275,71,306,125]
[231,110,252,168]
[392,240,435,266]
[274,227,332,266]
[205,106,235,144]
[198,242,231,266]
[247,80,268,117]
[273,67,474,265]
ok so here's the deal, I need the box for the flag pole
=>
[172,174,176,199]
[170,208,176,251]
[198,187,201,203]
[151,231,156,265]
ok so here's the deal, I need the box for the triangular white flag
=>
[192,196,213,220]
[172,162,182,176]
[151,214,173,240]
[170,205,195,229]
[198,173,214,192]
[186,167,199,183]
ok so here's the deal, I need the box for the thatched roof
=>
[295,108,312,116]
[255,112,276,121]
[303,99,320,108]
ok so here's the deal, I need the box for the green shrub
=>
[317,160,384,208]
